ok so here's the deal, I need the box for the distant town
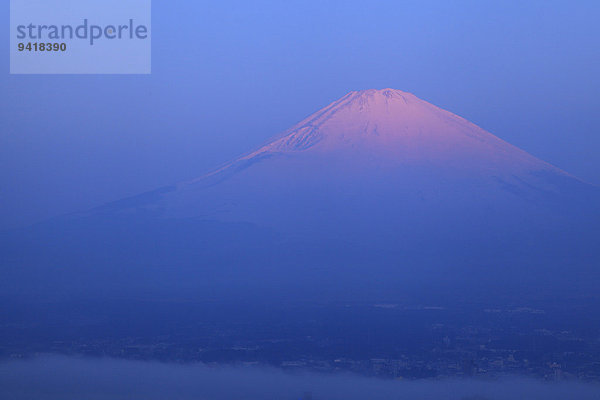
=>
[3,301,599,382]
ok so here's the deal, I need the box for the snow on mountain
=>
[109,88,586,238]
[190,89,570,183]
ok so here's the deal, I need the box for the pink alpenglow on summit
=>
[121,88,588,237]
[199,89,569,182]
[78,89,596,248]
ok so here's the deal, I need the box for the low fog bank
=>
[1,355,598,400]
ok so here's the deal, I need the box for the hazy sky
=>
[1,0,599,229]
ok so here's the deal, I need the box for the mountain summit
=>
[190,89,569,189]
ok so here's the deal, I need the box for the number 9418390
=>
[18,42,67,52]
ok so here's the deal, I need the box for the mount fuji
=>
[95,89,594,241]
[3,89,599,300]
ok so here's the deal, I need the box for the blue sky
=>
[1,0,599,228]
